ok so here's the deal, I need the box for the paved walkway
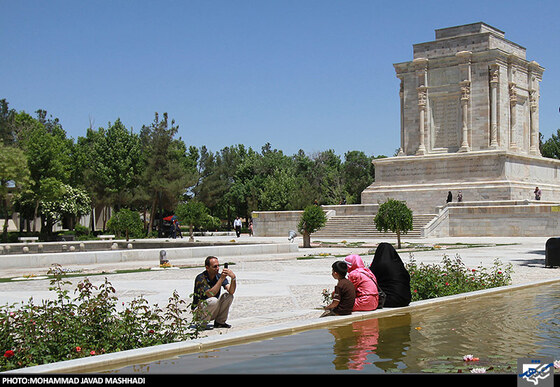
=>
[1,235,559,339]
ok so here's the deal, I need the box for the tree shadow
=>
[511,258,546,267]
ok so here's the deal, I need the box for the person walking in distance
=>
[234,217,242,237]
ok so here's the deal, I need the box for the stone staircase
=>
[313,214,437,239]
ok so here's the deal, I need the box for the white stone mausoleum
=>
[253,23,560,238]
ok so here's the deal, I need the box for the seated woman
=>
[369,242,411,307]
[344,254,379,311]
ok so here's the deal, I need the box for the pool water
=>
[111,283,560,374]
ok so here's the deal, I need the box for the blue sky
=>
[2,0,559,157]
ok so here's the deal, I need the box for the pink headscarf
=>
[344,254,376,281]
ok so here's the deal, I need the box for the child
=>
[321,261,356,317]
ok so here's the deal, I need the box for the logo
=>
[518,358,554,387]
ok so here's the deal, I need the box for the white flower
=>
[470,368,486,373]
[463,354,474,361]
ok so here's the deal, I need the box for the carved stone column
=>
[529,89,539,155]
[414,58,428,155]
[397,77,405,156]
[457,51,472,152]
[528,61,541,155]
[416,86,427,155]
[507,56,518,151]
[459,80,471,152]
[489,64,500,148]
[509,82,518,151]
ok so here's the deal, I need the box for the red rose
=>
[4,350,15,359]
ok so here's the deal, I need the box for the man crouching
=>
[192,256,236,329]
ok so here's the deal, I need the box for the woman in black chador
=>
[369,242,411,307]
[446,191,453,203]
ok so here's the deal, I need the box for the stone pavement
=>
[1,234,559,339]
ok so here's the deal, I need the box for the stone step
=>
[314,214,436,239]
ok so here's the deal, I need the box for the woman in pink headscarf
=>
[344,254,379,311]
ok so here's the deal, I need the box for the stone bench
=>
[18,237,39,243]
[97,235,115,240]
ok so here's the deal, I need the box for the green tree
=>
[192,147,225,215]
[140,113,196,235]
[260,169,297,211]
[83,119,143,211]
[541,129,560,159]
[0,99,17,145]
[290,149,318,209]
[193,144,252,225]
[40,182,91,232]
[10,110,44,147]
[225,143,299,214]
[174,201,219,241]
[374,198,413,249]
[17,112,73,235]
[72,129,107,232]
[34,177,67,235]
[341,150,375,204]
[297,205,327,248]
[106,208,143,240]
[308,150,343,205]
[0,142,31,240]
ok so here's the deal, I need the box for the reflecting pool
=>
[110,282,560,373]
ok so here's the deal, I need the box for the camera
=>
[224,263,229,269]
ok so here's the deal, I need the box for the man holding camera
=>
[191,256,237,329]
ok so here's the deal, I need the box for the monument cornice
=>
[394,48,544,76]
[372,150,560,166]
[413,31,527,52]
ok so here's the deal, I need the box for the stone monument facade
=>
[396,22,543,156]
[362,23,560,214]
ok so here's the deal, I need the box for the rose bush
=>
[406,254,513,302]
[0,265,206,371]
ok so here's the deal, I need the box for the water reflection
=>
[329,314,412,371]
[326,283,560,373]
[331,319,379,370]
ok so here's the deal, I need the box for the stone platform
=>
[361,150,560,214]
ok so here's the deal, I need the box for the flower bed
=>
[0,265,205,371]
[406,254,513,302]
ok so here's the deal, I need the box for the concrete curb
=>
[0,243,299,270]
